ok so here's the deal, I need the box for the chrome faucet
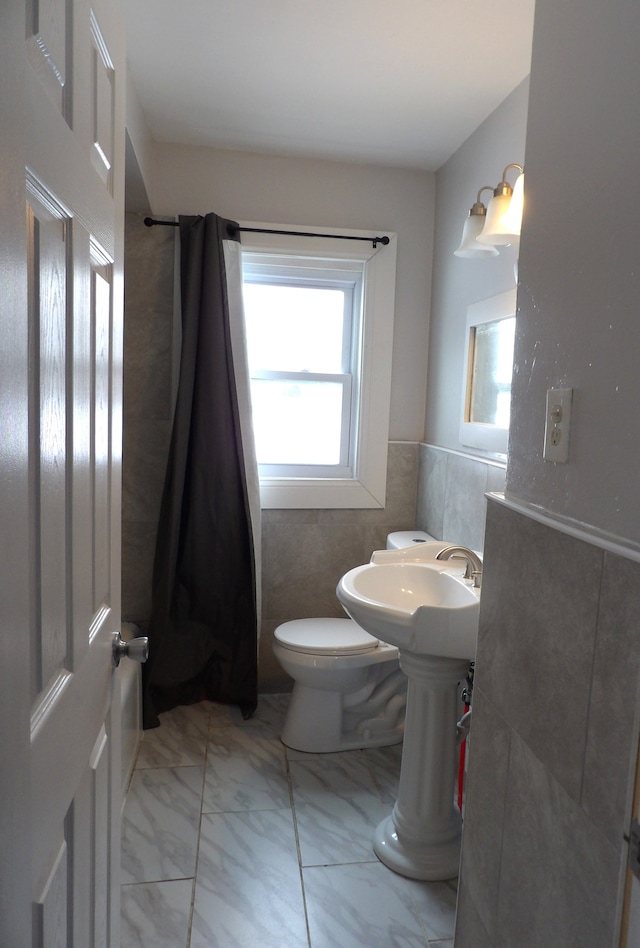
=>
[435,546,483,588]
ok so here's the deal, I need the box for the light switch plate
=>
[543,387,573,462]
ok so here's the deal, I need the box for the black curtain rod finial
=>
[144,216,178,227]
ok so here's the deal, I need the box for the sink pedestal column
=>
[373,650,469,881]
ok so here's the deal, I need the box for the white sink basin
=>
[337,556,482,879]
[337,561,480,659]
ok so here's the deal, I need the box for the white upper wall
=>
[125,71,153,211]
[145,144,435,441]
[507,0,640,545]
[425,79,529,453]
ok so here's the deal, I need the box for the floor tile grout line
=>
[185,705,213,948]
[284,744,314,948]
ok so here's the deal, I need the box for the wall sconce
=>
[454,187,500,258]
[478,164,524,246]
[455,163,524,257]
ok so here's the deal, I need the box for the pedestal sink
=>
[337,559,480,881]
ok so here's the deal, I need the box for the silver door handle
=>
[112,631,149,667]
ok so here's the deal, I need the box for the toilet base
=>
[281,677,405,754]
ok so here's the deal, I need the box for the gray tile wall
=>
[122,214,175,627]
[455,497,640,946]
[416,445,506,552]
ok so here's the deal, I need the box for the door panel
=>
[92,249,115,610]
[34,839,68,947]
[26,178,71,699]
[26,0,71,121]
[90,13,116,191]
[0,0,126,944]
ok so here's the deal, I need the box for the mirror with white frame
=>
[460,288,517,456]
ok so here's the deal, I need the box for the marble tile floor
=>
[120,694,458,947]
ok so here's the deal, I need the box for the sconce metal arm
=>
[469,186,496,216]
[494,163,524,197]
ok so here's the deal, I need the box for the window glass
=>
[242,264,358,475]
[250,378,344,465]
[243,283,347,373]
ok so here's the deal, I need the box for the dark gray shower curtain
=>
[142,213,258,728]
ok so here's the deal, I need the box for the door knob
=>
[112,631,149,667]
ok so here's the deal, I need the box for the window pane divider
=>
[251,369,350,384]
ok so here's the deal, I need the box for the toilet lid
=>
[274,618,380,655]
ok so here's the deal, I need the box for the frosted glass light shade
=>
[478,173,524,246]
[501,172,525,236]
[454,214,499,258]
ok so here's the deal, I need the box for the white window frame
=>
[242,261,359,478]
[239,222,397,509]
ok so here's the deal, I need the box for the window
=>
[240,225,397,509]
[460,288,517,456]
[243,261,359,477]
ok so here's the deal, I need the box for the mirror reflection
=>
[459,288,517,455]
[468,316,516,428]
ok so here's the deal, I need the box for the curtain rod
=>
[143,217,390,248]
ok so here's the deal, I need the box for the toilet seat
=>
[274,618,380,656]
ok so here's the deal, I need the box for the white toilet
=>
[273,530,435,753]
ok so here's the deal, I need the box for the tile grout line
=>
[284,744,314,948]
[363,745,444,947]
[186,704,213,948]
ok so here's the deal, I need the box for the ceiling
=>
[119,0,535,172]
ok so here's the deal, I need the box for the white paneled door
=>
[0,0,126,945]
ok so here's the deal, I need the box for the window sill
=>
[259,475,386,509]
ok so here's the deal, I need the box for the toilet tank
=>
[386,530,436,550]
[372,530,447,564]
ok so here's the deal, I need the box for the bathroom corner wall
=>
[259,440,419,691]
[456,496,640,946]
[122,213,175,626]
[416,445,505,553]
